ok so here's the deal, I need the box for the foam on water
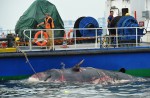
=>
[0,80,150,98]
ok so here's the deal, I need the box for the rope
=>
[17,47,37,75]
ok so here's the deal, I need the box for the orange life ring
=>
[63,29,73,39]
[68,29,73,38]
[34,31,48,46]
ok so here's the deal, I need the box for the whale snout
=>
[28,72,49,82]
[28,76,40,82]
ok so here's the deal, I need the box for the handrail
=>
[18,26,150,52]
[23,30,30,39]
[23,27,145,30]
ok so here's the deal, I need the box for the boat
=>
[0,0,150,80]
[0,26,150,81]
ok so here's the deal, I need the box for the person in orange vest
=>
[37,13,55,50]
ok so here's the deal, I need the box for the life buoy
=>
[68,29,73,38]
[63,29,73,39]
[34,31,48,46]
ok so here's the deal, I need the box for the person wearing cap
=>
[37,13,55,50]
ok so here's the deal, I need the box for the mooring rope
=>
[17,47,37,75]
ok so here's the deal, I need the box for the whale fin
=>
[72,59,84,72]
[60,62,65,69]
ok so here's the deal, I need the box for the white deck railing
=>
[1,27,149,51]
[20,27,149,51]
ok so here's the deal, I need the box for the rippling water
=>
[0,80,150,98]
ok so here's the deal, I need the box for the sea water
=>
[0,80,150,98]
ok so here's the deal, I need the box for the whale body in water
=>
[29,60,144,84]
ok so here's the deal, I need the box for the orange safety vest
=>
[45,16,54,29]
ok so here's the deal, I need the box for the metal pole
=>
[95,29,98,48]
[116,28,118,48]
[100,35,102,48]
[29,30,32,51]
[40,30,42,40]
[136,28,138,47]
[74,29,77,49]
[52,29,55,50]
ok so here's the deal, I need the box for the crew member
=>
[1,32,6,38]
[107,11,114,28]
[107,11,114,45]
[37,13,55,50]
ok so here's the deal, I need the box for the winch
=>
[109,16,144,44]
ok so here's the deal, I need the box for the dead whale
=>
[28,60,144,84]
